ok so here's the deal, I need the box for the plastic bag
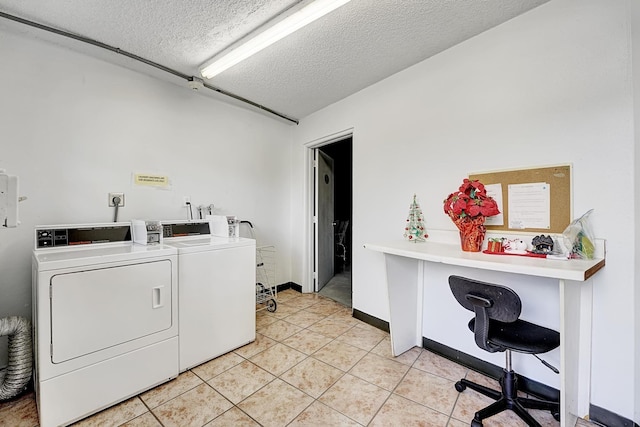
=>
[562,209,596,259]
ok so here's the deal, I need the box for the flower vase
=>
[459,229,485,252]
[453,216,486,252]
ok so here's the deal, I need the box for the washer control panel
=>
[162,221,211,238]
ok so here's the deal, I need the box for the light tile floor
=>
[1,290,594,427]
[318,266,352,308]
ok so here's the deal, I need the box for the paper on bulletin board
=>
[508,182,550,229]
[484,183,504,226]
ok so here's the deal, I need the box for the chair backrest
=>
[334,220,349,245]
[449,275,522,352]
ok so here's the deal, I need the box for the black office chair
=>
[334,220,349,269]
[448,275,561,427]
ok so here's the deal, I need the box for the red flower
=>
[444,179,500,223]
[452,195,469,215]
[466,199,483,217]
[479,198,500,217]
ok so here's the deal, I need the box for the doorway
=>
[314,137,352,307]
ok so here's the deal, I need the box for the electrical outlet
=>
[183,196,191,206]
[108,192,125,207]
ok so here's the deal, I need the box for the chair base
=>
[455,369,560,427]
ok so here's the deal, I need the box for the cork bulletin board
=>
[469,164,572,233]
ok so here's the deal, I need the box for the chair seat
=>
[468,318,560,354]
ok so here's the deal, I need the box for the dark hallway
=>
[318,137,352,307]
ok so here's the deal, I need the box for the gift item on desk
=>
[530,234,570,259]
[531,235,554,254]
[503,238,527,254]
[486,238,503,253]
[563,209,596,259]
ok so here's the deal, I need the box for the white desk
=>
[364,240,605,427]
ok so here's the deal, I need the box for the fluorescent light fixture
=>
[200,0,351,79]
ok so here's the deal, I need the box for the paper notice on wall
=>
[508,182,550,229]
[484,183,504,226]
[134,173,170,188]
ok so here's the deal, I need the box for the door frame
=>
[303,127,353,293]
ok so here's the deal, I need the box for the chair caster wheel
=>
[552,411,560,422]
[471,419,483,427]
[455,381,466,392]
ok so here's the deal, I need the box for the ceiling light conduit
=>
[0,11,299,124]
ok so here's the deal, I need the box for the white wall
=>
[2,0,637,421]
[292,0,637,421]
[632,0,640,422]
[0,28,294,363]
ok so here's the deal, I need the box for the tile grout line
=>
[270,298,360,425]
[260,294,369,425]
[275,295,402,426]
[227,293,353,426]
[0,290,579,426]
[137,292,467,426]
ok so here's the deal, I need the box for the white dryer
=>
[32,223,179,427]
[162,220,256,371]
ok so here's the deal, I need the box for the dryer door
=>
[50,260,172,363]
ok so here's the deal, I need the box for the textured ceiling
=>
[0,0,550,122]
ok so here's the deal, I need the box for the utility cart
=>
[255,245,277,312]
[240,221,277,312]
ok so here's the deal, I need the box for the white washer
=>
[32,223,179,427]
[162,220,256,371]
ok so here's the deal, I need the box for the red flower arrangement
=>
[444,179,500,251]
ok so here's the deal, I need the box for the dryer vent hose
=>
[0,316,32,400]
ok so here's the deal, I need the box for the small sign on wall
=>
[133,173,170,188]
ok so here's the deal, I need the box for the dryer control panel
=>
[35,224,132,249]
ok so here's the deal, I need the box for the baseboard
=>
[328,308,560,400]
[276,282,302,293]
[274,291,639,426]
[329,306,637,426]
[422,338,559,402]
[344,310,558,400]
[589,404,638,427]
[352,309,390,333]
[282,285,392,334]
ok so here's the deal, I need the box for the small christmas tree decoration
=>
[404,194,428,242]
